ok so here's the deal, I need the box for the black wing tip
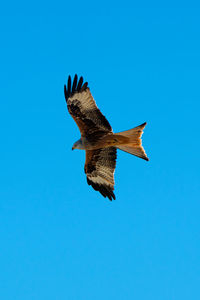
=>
[87,178,116,201]
[64,74,88,102]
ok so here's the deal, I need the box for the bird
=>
[64,74,149,201]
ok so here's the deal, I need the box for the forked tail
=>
[115,122,149,161]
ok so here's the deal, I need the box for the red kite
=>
[64,75,149,200]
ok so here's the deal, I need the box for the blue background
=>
[1,1,200,299]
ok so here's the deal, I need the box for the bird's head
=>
[72,139,84,150]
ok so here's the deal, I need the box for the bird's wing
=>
[64,75,112,137]
[84,147,117,200]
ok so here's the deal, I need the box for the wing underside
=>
[64,74,112,137]
[84,147,117,200]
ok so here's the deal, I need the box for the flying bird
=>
[64,74,149,201]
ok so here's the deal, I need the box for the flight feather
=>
[64,75,112,136]
[84,147,117,200]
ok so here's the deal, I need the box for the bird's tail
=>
[114,122,149,161]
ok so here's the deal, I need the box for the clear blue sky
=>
[1,1,200,299]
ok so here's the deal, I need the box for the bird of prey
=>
[64,74,149,201]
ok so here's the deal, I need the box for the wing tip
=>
[64,74,88,101]
[87,178,116,201]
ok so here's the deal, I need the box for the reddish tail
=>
[115,122,149,161]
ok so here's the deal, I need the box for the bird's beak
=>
[72,147,74,151]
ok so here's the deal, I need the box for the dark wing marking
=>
[64,75,112,137]
[84,147,117,201]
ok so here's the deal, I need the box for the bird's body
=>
[72,134,129,150]
[64,74,149,200]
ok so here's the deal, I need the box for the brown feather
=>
[64,75,112,139]
[84,147,117,200]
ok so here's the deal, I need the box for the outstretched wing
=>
[84,147,117,201]
[64,75,112,137]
